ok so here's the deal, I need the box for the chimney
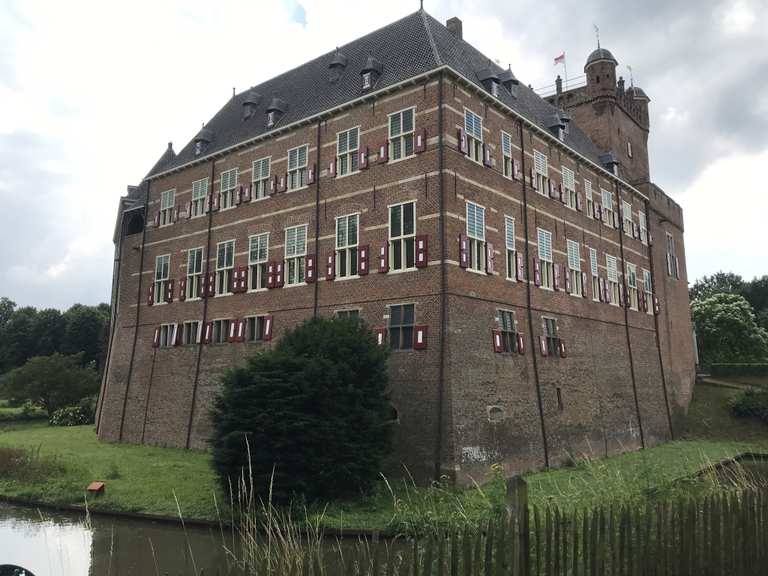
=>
[446,17,463,40]
[555,75,563,106]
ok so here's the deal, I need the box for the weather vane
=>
[594,24,600,49]
[627,65,634,88]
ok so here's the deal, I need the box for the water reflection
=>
[0,503,242,576]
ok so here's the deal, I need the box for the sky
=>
[0,0,766,310]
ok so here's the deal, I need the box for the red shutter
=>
[205,194,212,213]
[378,244,389,273]
[263,315,274,341]
[212,193,220,211]
[459,233,469,269]
[243,184,251,202]
[147,284,155,306]
[575,193,582,212]
[360,148,369,170]
[482,143,492,167]
[359,245,370,276]
[266,261,276,289]
[187,201,193,219]
[305,254,316,283]
[559,340,567,358]
[228,320,238,343]
[236,185,243,205]
[553,263,561,291]
[597,277,604,302]
[549,180,559,199]
[415,235,428,268]
[328,158,336,178]
[165,279,175,303]
[326,253,335,281]
[581,272,588,298]
[654,296,660,315]
[276,260,284,287]
[516,252,525,281]
[413,325,427,350]
[308,164,315,184]
[270,176,277,195]
[534,257,541,286]
[612,210,619,229]
[603,278,611,303]
[539,336,548,357]
[154,211,161,227]
[516,333,526,355]
[513,158,522,181]
[237,318,246,342]
[530,167,538,190]
[492,329,503,353]
[378,142,389,163]
[618,285,624,307]
[203,322,214,344]
[152,327,160,348]
[457,128,468,154]
[179,278,187,302]
[174,324,183,346]
[595,204,602,221]
[485,242,495,274]
[559,183,565,203]
[415,129,427,153]
[173,206,179,222]
[279,174,287,192]
[565,269,571,293]
[374,327,387,346]
[207,272,216,297]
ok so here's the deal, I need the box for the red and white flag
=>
[554,52,566,65]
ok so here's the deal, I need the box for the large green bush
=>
[210,316,392,503]
[729,387,768,424]
[711,363,768,378]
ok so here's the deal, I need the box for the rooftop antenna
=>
[419,0,423,10]
[594,24,600,49]
[232,87,235,98]
[627,65,634,88]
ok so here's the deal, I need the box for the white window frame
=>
[285,224,308,285]
[215,240,235,296]
[251,157,271,200]
[159,189,175,226]
[542,316,560,356]
[534,151,549,197]
[388,303,415,350]
[154,254,170,304]
[389,201,416,272]
[601,189,614,227]
[606,254,620,305]
[220,168,238,210]
[666,233,679,279]
[501,132,514,179]
[643,269,653,315]
[287,145,309,191]
[244,315,269,342]
[182,320,201,345]
[191,179,208,218]
[585,180,594,219]
[212,319,231,345]
[186,247,204,300]
[389,107,415,162]
[464,108,483,164]
[623,201,633,236]
[562,166,576,210]
[497,309,519,353]
[627,262,638,310]
[248,233,269,291]
[566,239,583,296]
[336,126,360,177]
[589,247,600,301]
[336,213,359,278]
[159,323,176,348]
[504,216,516,281]
[639,211,648,245]
[466,201,486,273]
[537,228,554,289]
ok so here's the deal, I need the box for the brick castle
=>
[96,10,695,482]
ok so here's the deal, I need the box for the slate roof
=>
[147,9,608,178]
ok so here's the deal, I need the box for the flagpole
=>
[563,58,568,90]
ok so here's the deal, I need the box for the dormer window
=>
[195,141,204,155]
[478,67,501,98]
[266,97,287,129]
[193,127,213,157]
[242,90,261,121]
[328,49,348,83]
[267,111,277,128]
[490,82,499,97]
[361,55,382,92]
[362,72,373,90]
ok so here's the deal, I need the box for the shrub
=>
[0,446,64,481]
[49,404,93,426]
[729,387,768,423]
[210,316,392,504]
[711,363,768,378]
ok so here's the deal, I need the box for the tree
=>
[61,304,110,368]
[690,272,745,302]
[32,308,66,357]
[0,297,15,328]
[1,353,99,417]
[742,275,768,322]
[0,306,39,372]
[692,293,768,367]
[210,317,392,503]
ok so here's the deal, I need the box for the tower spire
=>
[594,24,600,49]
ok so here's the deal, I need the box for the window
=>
[466,202,486,272]
[534,151,549,196]
[213,319,231,344]
[336,127,360,176]
[498,309,518,353]
[504,216,516,281]
[159,189,175,226]
[643,269,653,314]
[154,254,170,304]
[601,189,614,227]
[362,71,373,90]
[606,255,620,305]
[285,225,307,285]
[191,179,208,218]
[639,211,648,244]
[464,109,483,163]
[267,111,277,128]
[182,321,200,345]
[566,240,583,296]
[666,233,679,278]
[220,168,238,210]
[562,166,576,209]
[589,247,600,301]
[216,240,235,295]
[186,247,204,299]
[389,202,415,271]
[388,304,414,350]
[585,180,594,218]
[287,145,308,191]
[158,323,175,348]
[248,233,269,291]
[252,157,271,200]
[623,201,633,235]
[537,228,553,289]
[245,316,269,342]
[336,213,359,278]
[501,132,513,178]
[389,108,415,161]
[542,317,559,356]
[335,309,360,320]
[627,263,638,310]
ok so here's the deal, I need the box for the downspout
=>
[434,71,447,481]
[645,199,674,439]
[615,182,645,449]
[313,120,322,317]
[185,159,216,449]
[518,121,550,468]
[118,181,151,441]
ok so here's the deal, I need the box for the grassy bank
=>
[1,380,767,531]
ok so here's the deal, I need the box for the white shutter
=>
[537,228,552,262]
[606,255,618,282]
[505,216,515,251]
[501,132,512,158]
[466,202,485,241]
[567,240,581,271]
[534,151,548,175]
[589,248,599,277]
[561,167,575,191]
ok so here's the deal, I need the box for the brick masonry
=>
[97,66,695,484]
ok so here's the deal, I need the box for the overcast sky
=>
[1,0,766,310]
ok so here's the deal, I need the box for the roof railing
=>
[535,74,587,98]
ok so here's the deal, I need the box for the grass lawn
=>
[0,380,766,531]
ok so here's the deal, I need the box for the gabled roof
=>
[148,9,607,178]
